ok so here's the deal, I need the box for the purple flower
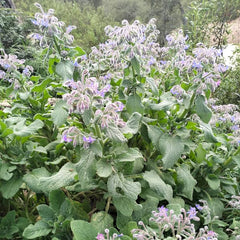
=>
[148,56,156,66]
[219,117,226,122]
[62,134,73,143]
[66,25,76,34]
[40,19,49,27]
[157,206,168,217]
[115,101,124,112]
[217,63,228,73]
[74,61,80,67]
[103,73,112,80]
[207,230,217,237]
[231,125,239,131]
[83,136,96,148]
[195,204,203,211]
[81,54,87,60]
[31,19,39,25]
[97,84,111,97]
[32,33,43,40]
[0,70,6,79]
[4,64,10,69]
[187,207,198,219]
[216,80,221,87]
[192,61,203,69]
[96,233,105,240]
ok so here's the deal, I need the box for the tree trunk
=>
[1,0,16,9]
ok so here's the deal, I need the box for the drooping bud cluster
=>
[132,206,218,240]
[0,51,33,89]
[62,70,126,148]
[210,99,240,144]
[29,3,76,47]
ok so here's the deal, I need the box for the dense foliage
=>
[0,2,240,240]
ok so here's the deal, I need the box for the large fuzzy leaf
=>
[176,165,197,200]
[159,134,184,169]
[39,163,77,192]
[143,170,173,202]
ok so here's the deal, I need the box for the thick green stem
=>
[53,36,61,56]
[95,124,104,147]
[177,92,196,121]
[223,147,240,167]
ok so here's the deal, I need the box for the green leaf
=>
[23,221,51,239]
[195,95,212,123]
[0,161,15,181]
[146,77,158,95]
[31,78,52,92]
[133,197,159,223]
[0,175,22,199]
[116,148,143,162]
[206,174,220,190]
[147,125,162,149]
[12,119,44,137]
[159,134,184,169]
[23,167,51,193]
[149,94,176,111]
[121,221,138,237]
[51,100,68,126]
[107,173,141,200]
[56,61,74,81]
[195,144,206,163]
[39,163,77,192]
[131,56,140,76]
[73,46,86,56]
[199,121,218,143]
[90,140,103,157]
[71,220,98,240]
[207,198,224,218]
[176,165,197,200]
[143,170,173,202]
[75,151,97,190]
[91,211,113,233]
[96,159,112,178]
[37,205,56,222]
[125,112,142,134]
[0,211,19,239]
[49,190,66,214]
[113,196,136,217]
[106,124,126,142]
[126,94,144,115]
[48,57,60,74]
[166,204,182,215]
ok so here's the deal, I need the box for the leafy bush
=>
[183,0,240,48]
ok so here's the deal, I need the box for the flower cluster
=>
[210,99,240,143]
[0,50,33,89]
[83,18,161,77]
[62,70,126,147]
[132,206,218,240]
[63,70,112,113]
[229,195,240,209]
[156,31,228,97]
[61,126,96,148]
[30,3,76,47]
[96,229,123,240]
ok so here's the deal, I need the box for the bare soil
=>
[227,17,240,45]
